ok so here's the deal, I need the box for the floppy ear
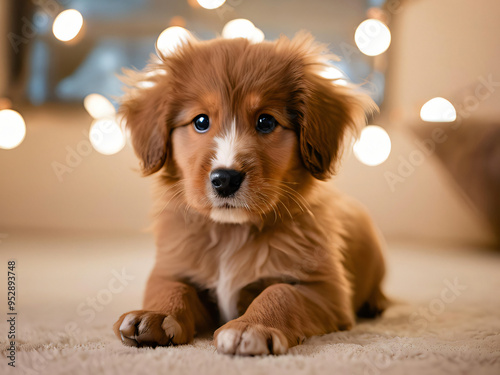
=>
[300,72,376,180]
[281,33,377,180]
[119,68,170,176]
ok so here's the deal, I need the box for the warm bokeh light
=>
[197,0,226,9]
[0,109,26,150]
[83,94,116,119]
[136,70,165,89]
[156,26,192,56]
[354,19,391,56]
[319,66,349,86]
[52,9,84,42]
[137,80,156,89]
[89,118,126,155]
[222,19,265,43]
[251,27,265,43]
[353,125,391,166]
[420,97,457,122]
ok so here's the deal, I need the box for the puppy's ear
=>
[283,33,377,180]
[300,73,375,180]
[119,68,170,176]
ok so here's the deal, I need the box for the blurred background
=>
[1,0,499,248]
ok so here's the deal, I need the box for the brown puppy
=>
[113,33,387,355]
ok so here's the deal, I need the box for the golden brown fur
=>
[113,33,386,355]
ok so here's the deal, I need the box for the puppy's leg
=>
[214,282,354,355]
[114,276,212,347]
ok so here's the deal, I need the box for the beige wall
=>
[0,106,152,233]
[335,129,494,246]
[384,0,500,124]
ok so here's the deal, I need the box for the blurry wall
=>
[335,132,494,246]
[384,0,500,123]
[0,105,152,233]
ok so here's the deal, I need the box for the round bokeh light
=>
[53,9,84,42]
[353,125,392,166]
[0,109,26,150]
[89,118,126,155]
[355,19,391,56]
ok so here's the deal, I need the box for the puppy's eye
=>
[256,114,277,134]
[193,114,210,133]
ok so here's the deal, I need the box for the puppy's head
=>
[121,33,375,224]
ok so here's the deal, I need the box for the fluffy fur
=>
[113,33,387,355]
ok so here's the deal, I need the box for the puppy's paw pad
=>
[238,330,270,355]
[216,329,240,354]
[114,311,185,347]
[215,323,288,356]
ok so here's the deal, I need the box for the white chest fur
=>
[212,225,254,323]
[216,256,241,322]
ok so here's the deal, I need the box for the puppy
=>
[113,32,387,355]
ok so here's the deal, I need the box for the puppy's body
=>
[152,181,385,323]
[114,34,386,355]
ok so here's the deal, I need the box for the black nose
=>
[210,169,245,197]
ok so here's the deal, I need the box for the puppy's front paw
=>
[214,321,289,356]
[113,310,186,347]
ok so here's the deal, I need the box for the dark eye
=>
[256,114,277,134]
[193,114,210,133]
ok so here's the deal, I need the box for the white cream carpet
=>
[0,231,499,375]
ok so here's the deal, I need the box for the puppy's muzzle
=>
[210,169,245,197]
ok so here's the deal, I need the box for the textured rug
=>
[0,231,499,375]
